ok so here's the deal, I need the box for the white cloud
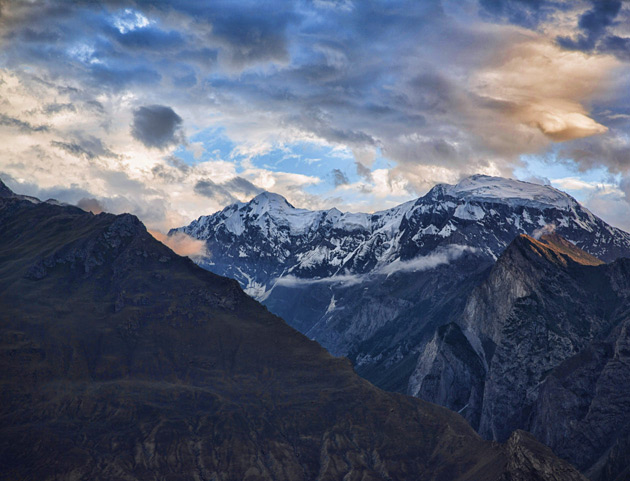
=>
[274,245,478,287]
[551,177,619,193]
[380,245,479,276]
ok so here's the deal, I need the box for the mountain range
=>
[171,175,630,387]
[0,178,587,480]
[172,175,630,480]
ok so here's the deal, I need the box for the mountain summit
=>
[429,174,575,210]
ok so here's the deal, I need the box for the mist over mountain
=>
[0,178,588,480]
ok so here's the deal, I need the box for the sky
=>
[0,0,629,232]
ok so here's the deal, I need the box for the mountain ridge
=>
[0,180,588,481]
[411,232,630,479]
[170,175,630,397]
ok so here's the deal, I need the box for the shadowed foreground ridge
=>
[413,230,630,480]
[0,180,585,481]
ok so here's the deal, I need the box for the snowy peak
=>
[249,191,295,213]
[428,175,577,210]
[173,173,630,300]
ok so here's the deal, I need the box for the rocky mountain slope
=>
[0,179,587,480]
[171,175,630,395]
[411,232,630,481]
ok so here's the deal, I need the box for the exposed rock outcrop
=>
[410,233,630,479]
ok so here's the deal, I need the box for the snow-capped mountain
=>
[173,174,630,295]
[171,175,630,393]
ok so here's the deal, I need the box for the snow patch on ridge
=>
[439,175,576,210]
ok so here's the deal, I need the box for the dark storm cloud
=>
[131,105,183,149]
[331,169,349,187]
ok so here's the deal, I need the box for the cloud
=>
[42,102,76,115]
[51,135,119,160]
[0,114,48,133]
[471,40,613,143]
[131,105,184,149]
[522,175,551,186]
[275,273,364,287]
[114,27,184,51]
[479,0,630,60]
[149,230,208,257]
[355,161,373,180]
[194,179,237,205]
[558,134,630,173]
[380,245,479,275]
[0,0,628,233]
[331,168,350,187]
[275,245,478,287]
[582,181,630,232]
[557,1,622,51]
[478,0,562,29]
[532,223,556,239]
[224,176,264,198]
[194,176,263,205]
[77,197,105,214]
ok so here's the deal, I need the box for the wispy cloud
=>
[380,245,479,276]
[274,245,478,287]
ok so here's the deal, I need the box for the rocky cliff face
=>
[0,182,587,481]
[172,176,630,397]
[409,233,630,480]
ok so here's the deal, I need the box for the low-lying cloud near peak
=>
[274,245,478,287]
[149,230,207,258]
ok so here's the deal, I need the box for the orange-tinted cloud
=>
[148,230,208,257]
[473,40,615,142]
